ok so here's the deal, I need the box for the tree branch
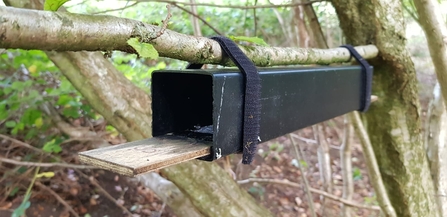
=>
[348,111,397,217]
[134,0,325,9]
[0,156,97,169]
[288,134,317,217]
[0,7,379,66]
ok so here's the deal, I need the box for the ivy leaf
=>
[127,38,159,59]
[44,0,70,11]
[229,36,269,46]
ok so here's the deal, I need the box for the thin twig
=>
[340,116,354,217]
[172,3,223,35]
[313,124,332,214]
[35,181,80,217]
[291,134,317,144]
[75,169,133,216]
[90,2,140,15]
[349,111,396,217]
[149,4,172,41]
[0,134,45,154]
[237,178,381,211]
[402,3,419,23]
[288,134,317,217]
[0,156,97,169]
[133,0,325,9]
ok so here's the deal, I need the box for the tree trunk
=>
[424,83,447,216]
[331,0,439,216]
[413,0,447,214]
[5,0,273,216]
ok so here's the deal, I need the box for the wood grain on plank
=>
[78,135,211,177]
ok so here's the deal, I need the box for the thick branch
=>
[0,7,378,66]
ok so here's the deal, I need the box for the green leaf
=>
[9,187,19,197]
[42,139,62,153]
[353,167,363,181]
[44,0,70,11]
[25,128,38,140]
[11,127,19,135]
[57,94,73,105]
[17,122,25,130]
[35,117,44,128]
[4,87,12,95]
[22,109,42,126]
[0,104,7,120]
[62,106,80,118]
[28,90,40,99]
[12,194,31,217]
[127,38,159,59]
[11,81,25,91]
[229,36,269,46]
[5,121,16,128]
[59,79,72,92]
[24,80,33,88]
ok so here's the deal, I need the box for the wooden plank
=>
[78,135,211,177]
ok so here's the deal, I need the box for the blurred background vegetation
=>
[0,0,444,216]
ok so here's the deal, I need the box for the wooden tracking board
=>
[78,135,211,177]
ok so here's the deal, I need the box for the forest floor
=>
[0,56,436,217]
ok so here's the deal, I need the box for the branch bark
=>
[348,112,396,217]
[0,7,378,66]
[424,83,447,216]
[413,0,447,112]
[340,117,353,217]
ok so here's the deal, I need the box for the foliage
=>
[127,38,159,59]
[44,0,70,11]
[353,167,363,181]
[0,50,93,140]
[11,167,54,217]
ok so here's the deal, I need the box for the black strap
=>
[340,45,373,112]
[187,36,261,164]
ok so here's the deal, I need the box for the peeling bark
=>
[331,0,440,216]
[0,6,378,66]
